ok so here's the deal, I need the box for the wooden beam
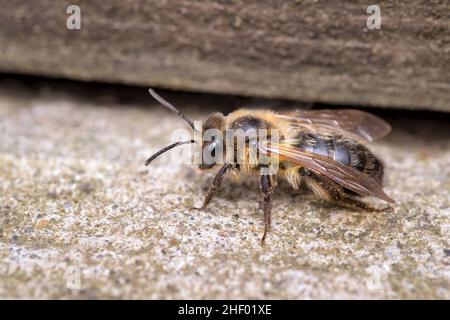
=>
[0,0,449,111]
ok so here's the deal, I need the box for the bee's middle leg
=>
[259,174,274,245]
[192,164,230,210]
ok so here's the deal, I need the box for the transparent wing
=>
[259,142,395,203]
[277,109,391,142]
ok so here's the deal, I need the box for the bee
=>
[145,89,395,244]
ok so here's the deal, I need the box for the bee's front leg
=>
[259,174,274,245]
[192,164,230,211]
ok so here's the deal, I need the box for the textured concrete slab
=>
[0,77,449,299]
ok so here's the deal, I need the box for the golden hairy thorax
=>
[221,109,286,174]
[225,109,289,132]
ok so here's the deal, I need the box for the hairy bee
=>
[145,89,395,244]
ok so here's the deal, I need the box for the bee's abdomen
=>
[296,132,383,182]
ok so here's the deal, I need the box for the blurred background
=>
[2,0,449,110]
[0,1,449,299]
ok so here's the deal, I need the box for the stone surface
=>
[0,77,449,299]
[0,0,450,111]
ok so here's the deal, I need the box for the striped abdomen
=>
[296,132,384,183]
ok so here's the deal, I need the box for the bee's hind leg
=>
[338,195,394,213]
[192,164,230,210]
[259,174,275,245]
[306,173,392,213]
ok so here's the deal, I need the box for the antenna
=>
[149,88,195,130]
[145,140,195,166]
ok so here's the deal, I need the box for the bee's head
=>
[199,113,225,170]
[145,89,226,170]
